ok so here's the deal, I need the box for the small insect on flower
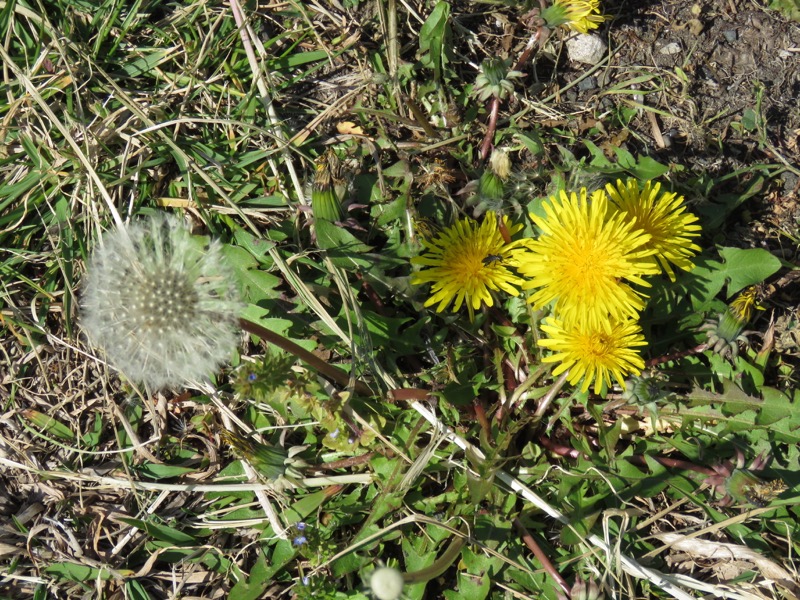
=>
[411,211,530,315]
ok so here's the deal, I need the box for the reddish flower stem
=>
[478,26,546,163]
[646,343,708,368]
[513,517,571,595]
[539,435,717,476]
[239,317,372,396]
[479,97,501,162]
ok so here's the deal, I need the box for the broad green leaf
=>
[283,489,339,524]
[741,108,758,131]
[314,220,373,269]
[44,563,120,583]
[125,580,152,600]
[419,1,451,82]
[517,131,545,157]
[135,462,196,480]
[446,571,490,600]
[687,247,780,308]
[22,410,75,441]
[231,229,276,261]
[120,49,175,77]
[585,139,613,167]
[717,247,782,296]
[118,517,199,546]
[757,387,794,426]
[630,155,670,180]
[81,412,103,448]
[612,146,636,169]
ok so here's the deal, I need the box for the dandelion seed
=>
[604,178,702,282]
[368,567,405,600]
[539,316,647,394]
[411,211,529,313]
[515,189,657,327]
[81,214,242,390]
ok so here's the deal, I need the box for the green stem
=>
[239,318,372,396]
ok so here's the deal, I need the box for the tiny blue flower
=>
[293,535,308,546]
[296,521,307,531]
[302,576,310,586]
[329,428,339,439]
[248,373,257,382]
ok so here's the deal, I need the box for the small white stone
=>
[566,34,607,65]
[659,42,682,56]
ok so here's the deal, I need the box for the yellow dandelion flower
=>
[540,316,647,394]
[540,0,606,34]
[514,189,658,327]
[605,178,702,282]
[411,212,527,313]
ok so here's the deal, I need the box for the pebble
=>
[659,42,682,56]
[566,34,607,64]
[722,29,737,43]
[577,76,598,92]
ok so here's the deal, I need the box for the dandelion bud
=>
[699,288,761,361]
[311,151,344,222]
[81,214,241,389]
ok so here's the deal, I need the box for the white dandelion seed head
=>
[81,214,242,390]
[368,567,404,600]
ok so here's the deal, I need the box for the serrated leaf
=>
[686,380,763,415]
[231,229,276,261]
[224,245,282,303]
[449,571,490,600]
[229,550,271,600]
